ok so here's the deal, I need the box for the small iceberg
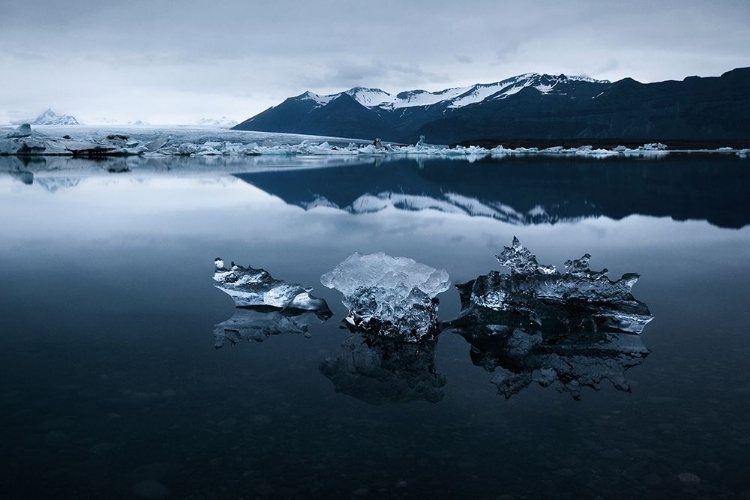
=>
[212,258,332,347]
[320,252,450,340]
[214,258,330,312]
[447,238,653,399]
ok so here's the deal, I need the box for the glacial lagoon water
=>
[1,154,750,499]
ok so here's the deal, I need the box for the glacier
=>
[447,237,653,399]
[3,124,740,158]
[320,253,450,340]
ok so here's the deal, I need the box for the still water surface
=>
[1,155,749,499]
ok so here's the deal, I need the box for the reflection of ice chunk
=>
[449,237,653,399]
[213,308,329,348]
[457,326,649,400]
[320,253,450,340]
[214,258,330,313]
[461,237,652,335]
[320,335,446,404]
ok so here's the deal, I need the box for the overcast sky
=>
[1,0,749,125]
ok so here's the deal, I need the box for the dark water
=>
[1,155,749,499]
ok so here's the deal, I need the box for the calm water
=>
[1,155,749,499]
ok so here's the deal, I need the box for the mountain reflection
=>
[5,155,748,228]
[238,156,750,229]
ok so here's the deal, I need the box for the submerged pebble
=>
[677,472,701,486]
[132,479,171,499]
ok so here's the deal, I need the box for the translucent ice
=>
[448,238,653,399]
[214,258,330,313]
[458,237,652,335]
[320,253,450,340]
[320,334,446,404]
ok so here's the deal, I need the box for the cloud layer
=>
[1,0,748,124]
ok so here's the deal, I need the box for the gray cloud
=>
[1,0,748,124]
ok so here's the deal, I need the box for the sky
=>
[1,0,749,125]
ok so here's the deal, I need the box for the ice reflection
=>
[212,241,654,401]
[447,238,653,399]
[214,307,331,348]
[212,259,332,348]
[320,334,446,404]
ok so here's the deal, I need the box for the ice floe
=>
[446,237,653,399]
[212,259,332,348]
[213,258,330,312]
[321,253,450,340]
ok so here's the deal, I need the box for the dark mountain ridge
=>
[234,69,750,145]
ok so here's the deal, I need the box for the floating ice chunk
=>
[0,137,47,155]
[320,334,446,404]
[321,253,450,340]
[214,258,330,313]
[461,237,652,334]
[448,237,653,399]
[5,123,32,138]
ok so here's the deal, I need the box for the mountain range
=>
[233,68,750,145]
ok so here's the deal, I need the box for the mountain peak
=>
[30,109,80,125]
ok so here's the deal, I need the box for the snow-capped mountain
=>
[19,109,81,126]
[234,68,750,144]
[194,116,238,128]
[301,73,608,111]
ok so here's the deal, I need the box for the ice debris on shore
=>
[448,237,653,399]
[321,253,450,340]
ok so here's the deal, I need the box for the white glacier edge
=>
[2,125,746,158]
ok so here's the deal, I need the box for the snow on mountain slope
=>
[386,86,473,108]
[300,91,336,106]
[345,87,393,106]
[297,73,610,111]
[20,109,81,126]
[195,116,238,127]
